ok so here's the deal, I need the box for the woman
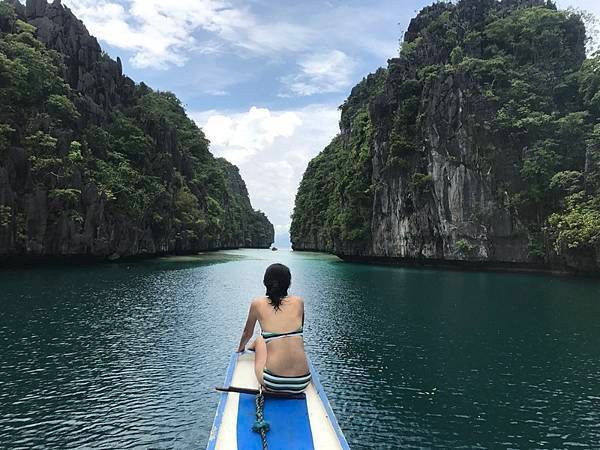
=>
[236,263,311,393]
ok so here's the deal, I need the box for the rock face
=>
[17,0,134,122]
[291,0,600,274]
[0,0,273,260]
[217,158,274,249]
[371,68,527,261]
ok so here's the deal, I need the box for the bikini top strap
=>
[261,328,303,342]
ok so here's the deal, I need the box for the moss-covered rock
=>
[0,0,273,260]
[291,0,600,273]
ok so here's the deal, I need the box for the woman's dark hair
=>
[263,263,291,310]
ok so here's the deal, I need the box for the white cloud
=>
[62,0,312,69]
[195,107,303,164]
[281,50,356,96]
[275,223,291,234]
[192,105,341,241]
[205,12,313,54]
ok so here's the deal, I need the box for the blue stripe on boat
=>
[237,393,315,450]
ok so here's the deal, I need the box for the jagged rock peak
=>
[13,0,129,119]
[404,0,554,44]
[26,0,47,17]
[5,0,24,15]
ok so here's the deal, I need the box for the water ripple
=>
[1,250,600,448]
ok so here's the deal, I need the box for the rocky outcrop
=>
[0,0,273,261]
[11,0,133,123]
[291,0,600,274]
[370,69,528,262]
[217,158,274,249]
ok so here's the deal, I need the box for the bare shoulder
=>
[250,296,266,310]
[250,297,263,309]
[289,295,304,305]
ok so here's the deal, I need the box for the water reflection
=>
[1,250,599,448]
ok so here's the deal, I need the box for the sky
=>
[56,0,600,247]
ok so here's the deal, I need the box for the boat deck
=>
[207,352,349,450]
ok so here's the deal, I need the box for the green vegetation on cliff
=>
[291,70,386,248]
[0,1,273,258]
[291,0,600,272]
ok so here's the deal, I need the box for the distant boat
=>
[207,352,349,449]
[271,247,278,251]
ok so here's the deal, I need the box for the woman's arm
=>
[236,300,258,352]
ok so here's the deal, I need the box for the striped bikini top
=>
[261,327,303,343]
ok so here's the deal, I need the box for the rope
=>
[252,386,270,450]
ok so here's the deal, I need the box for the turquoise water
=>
[1,249,599,448]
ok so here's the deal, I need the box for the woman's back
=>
[255,295,309,376]
[237,263,311,390]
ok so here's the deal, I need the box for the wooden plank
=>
[216,385,306,399]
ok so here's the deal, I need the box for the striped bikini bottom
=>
[262,368,312,394]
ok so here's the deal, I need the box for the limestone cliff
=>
[0,0,273,261]
[291,0,600,274]
[217,158,274,249]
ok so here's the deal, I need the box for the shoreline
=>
[0,246,272,268]
[293,249,600,279]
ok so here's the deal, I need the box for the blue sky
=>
[60,0,599,246]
